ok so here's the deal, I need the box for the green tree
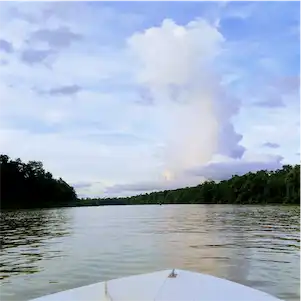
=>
[84,164,300,206]
[0,155,77,209]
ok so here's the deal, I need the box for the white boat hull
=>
[29,269,283,301]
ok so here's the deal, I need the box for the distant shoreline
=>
[1,154,299,210]
[1,203,300,213]
[79,165,300,207]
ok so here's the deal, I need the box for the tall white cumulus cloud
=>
[127,18,245,180]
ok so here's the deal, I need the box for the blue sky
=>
[0,1,299,197]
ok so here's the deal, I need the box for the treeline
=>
[0,155,77,209]
[1,154,299,209]
[82,165,300,206]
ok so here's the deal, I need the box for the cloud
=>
[127,18,245,179]
[0,59,8,66]
[72,182,92,189]
[217,123,245,158]
[47,84,82,96]
[0,39,13,53]
[105,176,202,196]
[220,1,256,20]
[104,152,284,196]
[254,98,285,108]
[186,153,283,181]
[20,48,55,65]
[105,182,164,194]
[235,99,299,166]
[274,76,300,94]
[0,127,159,188]
[29,26,82,49]
[262,142,280,149]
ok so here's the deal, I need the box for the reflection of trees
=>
[194,205,250,279]
[218,206,300,295]
[217,206,251,284]
[150,205,223,275]
[0,209,71,280]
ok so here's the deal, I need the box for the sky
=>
[0,1,299,198]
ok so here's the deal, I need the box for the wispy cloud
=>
[30,26,82,49]
[254,99,285,108]
[72,182,92,189]
[47,84,82,96]
[104,152,283,196]
[0,39,14,53]
[186,153,283,181]
[262,142,280,149]
[20,48,55,65]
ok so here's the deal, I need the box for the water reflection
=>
[0,205,299,301]
[209,206,300,300]
[0,209,71,280]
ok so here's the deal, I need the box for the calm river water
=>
[1,205,300,301]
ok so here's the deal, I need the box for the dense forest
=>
[82,164,300,206]
[0,155,77,209]
[1,154,300,209]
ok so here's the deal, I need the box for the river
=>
[1,205,300,301]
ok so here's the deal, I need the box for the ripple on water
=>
[0,205,299,301]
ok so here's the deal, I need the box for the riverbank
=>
[80,165,300,206]
[1,154,299,209]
